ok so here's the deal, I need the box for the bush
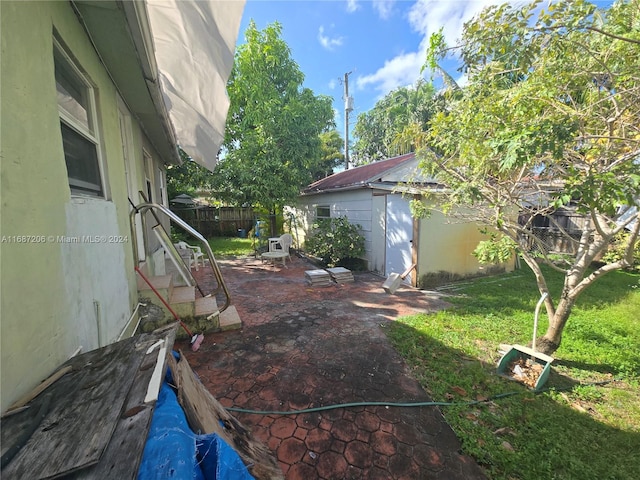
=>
[601,231,640,271]
[305,216,365,267]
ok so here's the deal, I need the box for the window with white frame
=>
[54,40,104,197]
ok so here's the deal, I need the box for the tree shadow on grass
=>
[386,321,640,480]
[449,267,639,314]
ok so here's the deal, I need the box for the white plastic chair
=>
[272,233,293,262]
[174,241,205,271]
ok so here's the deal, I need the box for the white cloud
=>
[359,0,510,98]
[333,108,342,125]
[407,0,499,45]
[455,72,469,88]
[373,0,396,20]
[328,78,338,90]
[346,0,359,13]
[318,25,344,51]
[356,51,423,96]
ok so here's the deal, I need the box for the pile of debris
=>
[508,358,544,389]
[326,267,354,284]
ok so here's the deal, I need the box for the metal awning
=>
[73,0,244,171]
[147,0,245,171]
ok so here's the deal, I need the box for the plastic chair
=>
[174,241,205,271]
[272,234,293,261]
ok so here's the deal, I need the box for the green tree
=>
[166,148,215,200]
[414,0,640,355]
[313,130,344,181]
[212,21,335,235]
[352,80,437,164]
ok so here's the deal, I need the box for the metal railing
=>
[130,202,231,313]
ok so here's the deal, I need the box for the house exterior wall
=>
[417,211,485,276]
[0,1,163,411]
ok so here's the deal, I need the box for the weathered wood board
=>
[65,326,177,479]
[170,352,284,480]
[1,326,176,480]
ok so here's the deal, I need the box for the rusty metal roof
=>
[303,153,417,194]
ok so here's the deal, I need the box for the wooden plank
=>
[6,366,73,412]
[66,326,177,480]
[171,352,284,480]
[1,332,166,479]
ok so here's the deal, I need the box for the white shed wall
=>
[290,189,374,267]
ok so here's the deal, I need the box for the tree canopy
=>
[210,21,335,217]
[352,80,437,164]
[314,130,345,181]
[414,0,640,354]
[166,148,214,201]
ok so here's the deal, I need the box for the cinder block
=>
[382,273,402,294]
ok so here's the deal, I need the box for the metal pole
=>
[344,71,351,170]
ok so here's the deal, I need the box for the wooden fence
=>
[519,209,587,254]
[170,206,255,237]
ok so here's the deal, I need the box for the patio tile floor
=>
[176,254,487,480]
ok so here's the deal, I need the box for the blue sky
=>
[237,0,613,141]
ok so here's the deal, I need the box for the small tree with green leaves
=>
[305,216,365,267]
[212,21,335,236]
[413,0,640,355]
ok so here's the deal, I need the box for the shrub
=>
[305,216,365,267]
[600,231,640,271]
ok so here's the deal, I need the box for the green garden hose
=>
[224,379,617,416]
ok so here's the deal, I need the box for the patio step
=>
[136,265,241,336]
[193,296,221,332]
[219,306,242,331]
[195,296,218,317]
[169,286,196,318]
[136,274,174,300]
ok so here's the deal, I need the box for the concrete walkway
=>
[177,254,487,480]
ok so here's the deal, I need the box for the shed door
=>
[385,195,413,284]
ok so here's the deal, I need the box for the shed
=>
[288,153,514,288]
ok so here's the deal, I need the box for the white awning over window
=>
[146,0,245,172]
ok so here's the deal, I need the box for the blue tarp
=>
[138,372,253,479]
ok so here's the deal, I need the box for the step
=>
[137,274,173,300]
[219,305,242,331]
[193,297,221,332]
[195,296,218,317]
[169,286,196,318]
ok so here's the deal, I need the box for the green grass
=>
[387,266,640,480]
[207,236,254,257]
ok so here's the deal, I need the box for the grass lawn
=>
[388,265,640,480]
[207,236,254,258]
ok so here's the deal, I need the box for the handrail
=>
[129,202,231,313]
[137,191,204,296]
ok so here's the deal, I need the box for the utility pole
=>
[343,71,353,170]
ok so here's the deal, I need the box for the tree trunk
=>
[269,207,278,237]
[538,295,575,355]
